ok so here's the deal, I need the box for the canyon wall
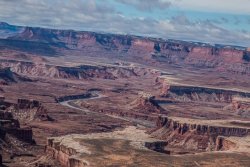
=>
[151,116,249,152]
[161,85,250,103]
[46,138,86,167]
[0,60,143,80]
[156,117,249,137]
[159,83,250,118]
[1,23,249,75]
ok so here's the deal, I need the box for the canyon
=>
[0,23,249,74]
[0,22,249,166]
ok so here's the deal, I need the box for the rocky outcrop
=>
[130,92,166,114]
[0,59,141,80]
[156,116,249,137]
[186,47,244,66]
[151,116,249,152]
[0,67,31,85]
[46,147,85,167]
[46,138,87,167]
[0,97,54,164]
[229,97,250,118]
[161,85,250,103]
[6,98,53,123]
[57,65,139,80]
[215,136,237,151]
[156,78,170,97]
[17,98,40,109]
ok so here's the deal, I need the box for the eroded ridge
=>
[151,116,250,153]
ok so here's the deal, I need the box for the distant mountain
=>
[0,22,249,75]
[0,22,25,39]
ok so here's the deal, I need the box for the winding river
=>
[59,93,155,128]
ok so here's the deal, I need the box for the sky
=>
[0,0,249,46]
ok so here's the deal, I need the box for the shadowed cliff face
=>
[0,67,32,85]
[156,117,249,137]
[0,98,46,143]
[0,23,249,75]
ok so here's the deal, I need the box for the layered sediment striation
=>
[0,59,152,80]
[46,138,89,167]
[156,117,249,137]
[152,116,250,152]
[1,22,250,75]
[156,79,250,103]
[160,84,250,103]
[230,97,250,118]
[158,81,250,118]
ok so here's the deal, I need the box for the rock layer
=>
[1,22,250,75]
[151,116,250,152]
[0,60,145,80]
[161,85,250,103]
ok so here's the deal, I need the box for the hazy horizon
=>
[0,0,249,46]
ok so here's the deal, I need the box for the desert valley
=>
[0,22,249,167]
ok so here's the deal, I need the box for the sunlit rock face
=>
[1,22,249,75]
